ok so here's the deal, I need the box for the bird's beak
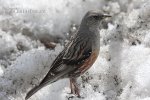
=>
[102,14,111,18]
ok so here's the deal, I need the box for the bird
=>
[25,10,111,100]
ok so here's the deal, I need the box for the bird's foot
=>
[66,94,84,100]
[66,94,75,100]
[67,91,84,99]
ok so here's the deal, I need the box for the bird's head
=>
[80,10,111,30]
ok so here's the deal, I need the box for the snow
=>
[1,0,150,100]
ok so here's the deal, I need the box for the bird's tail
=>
[25,82,48,100]
[25,71,66,100]
[25,65,73,100]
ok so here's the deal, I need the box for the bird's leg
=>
[70,78,74,94]
[71,78,81,98]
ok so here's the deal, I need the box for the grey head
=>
[79,10,111,33]
[77,10,111,51]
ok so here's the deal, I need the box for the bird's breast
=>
[79,49,99,74]
[69,49,99,78]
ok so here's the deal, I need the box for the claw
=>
[69,78,81,97]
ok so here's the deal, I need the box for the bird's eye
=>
[93,15,99,20]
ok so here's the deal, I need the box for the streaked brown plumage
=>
[25,10,111,100]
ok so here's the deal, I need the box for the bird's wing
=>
[63,37,92,65]
[40,37,92,84]
[39,49,67,84]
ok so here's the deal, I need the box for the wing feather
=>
[63,37,92,65]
